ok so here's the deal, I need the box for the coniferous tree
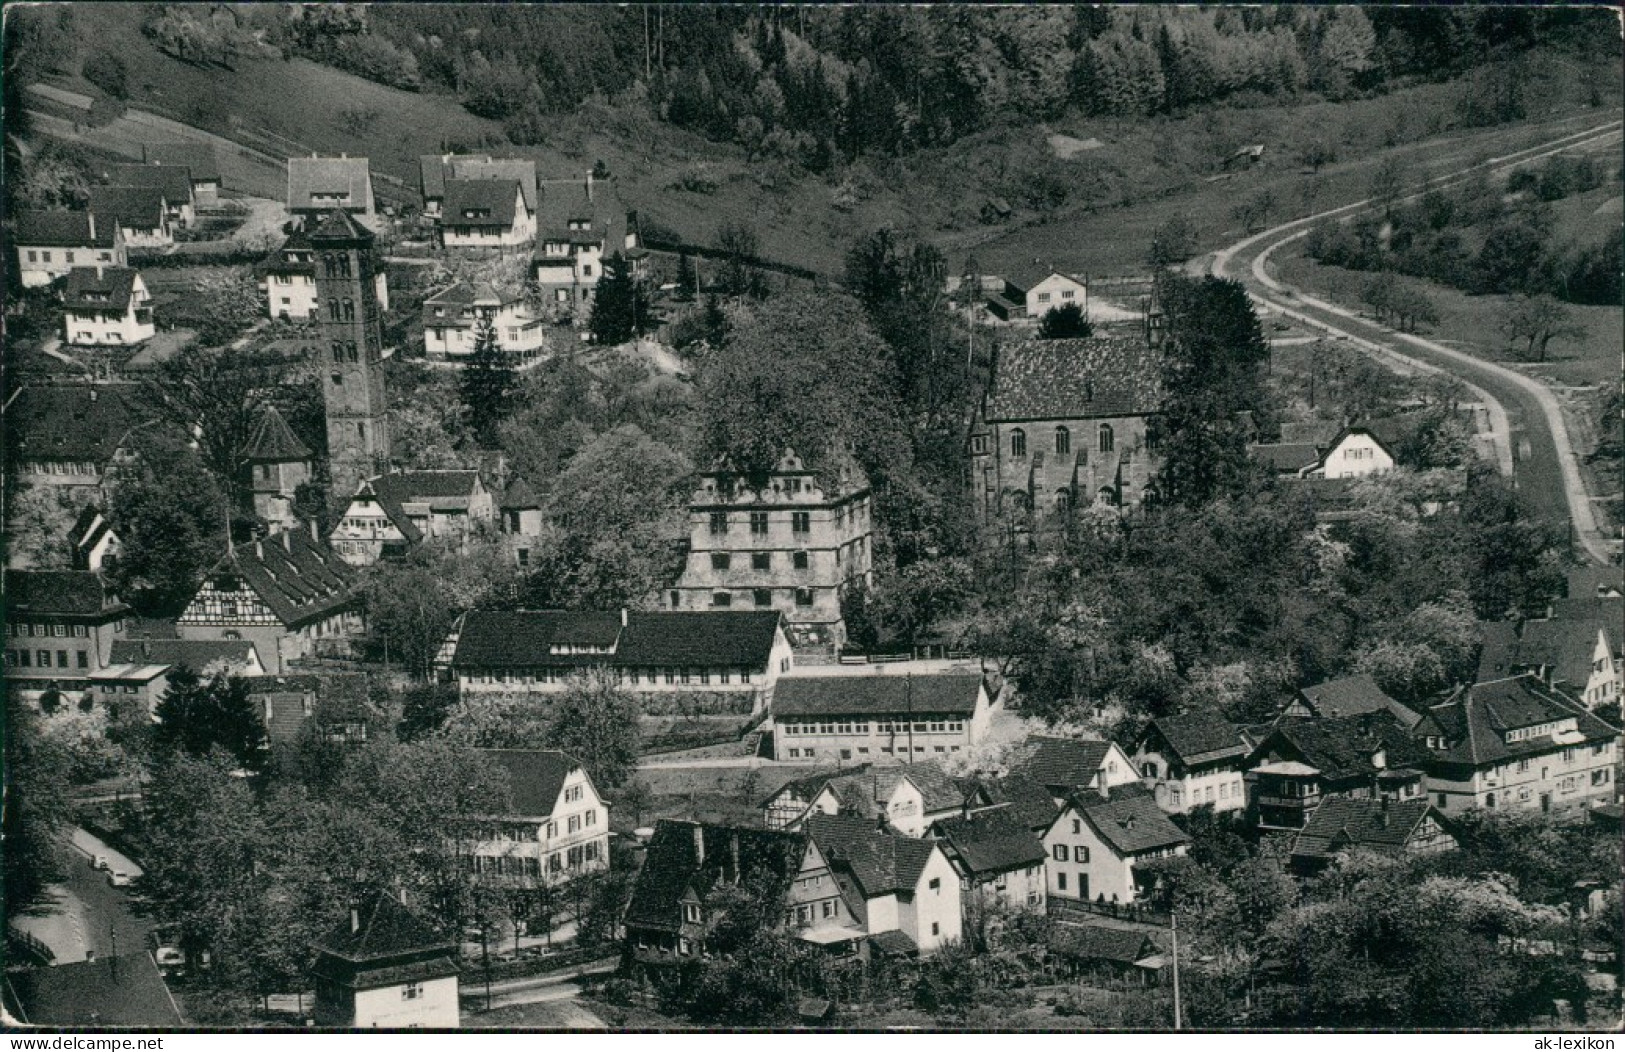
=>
[459,316,517,448]
[153,668,268,770]
[587,251,652,346]
[1038,303,1092,339]
[676,251,699,300]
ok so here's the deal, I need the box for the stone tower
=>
[242,405,311,532]
[308,209,390,501]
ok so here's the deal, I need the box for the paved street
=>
[10,828,154,965]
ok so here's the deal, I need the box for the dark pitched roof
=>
[453,157,538,212]
[71,504,115,563]
[451,610,785,671]
[441,178,522,228]
[772,673,984,718]
[287,156,373,214]
[109,638,259,672]
[1254,712,1432,783]
[195,528,358,629]
[4,569,125,617]
[63,266,140,312]
[306,207,375,242]
[1250,442,1323,475]
[13,209,117,248]
[105,163,194,204]
[867,929,918,957]
[1004,265,1077,294]
[1298,673,1422,729]
[1566,565,1625,600]
[1009,736,1115,794]
[420,154,460,201]
[479,749,582,818]
[533,181,630,248]
[976,773,1061,831]
[932,806,1047,876]
[313,891,455,963]
[805,813,937,897]
[624,820,806,933]
[5,953,183,1027]
[87,185,167,228]
[1067,790,1191,857]
[242,405,310,462]
[501,477,541,510]
[1515,618,1611,691]
[1476,619,1523,682]
[1417,674,1618,767]
[243,672,372,743]
[1141,714,1250,766]
[1051,924,1160,966]
[145,143,221,182]
[375,469,483,500]
[985,337,1161,422]
[1291,797,1441,861]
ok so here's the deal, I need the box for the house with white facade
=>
[86,185,172,248]
[310,891,459,1028]
[1289,797,1457,873]
[801,813,963,959]
[930,805,1048,914]
[1042,786,1190,906]
[760,761,976,837]
[1131,714,1251,815]
[329,470,495,566]
[419,154,537,221]
[529,178,644,313]
[1312,425,1397,480]
[463,750,609,889]
[984,265,1088,323]
[12,211,126,287]
[61,266,154,347]
[263,229,319,320]
[770,672,994,764]
[439,179,535,250]
[1480,599,1624,712]
[1008,735,1142,805]
[422,282,548,363]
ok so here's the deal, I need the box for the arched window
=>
[1055,489,1072,513]
[331,341,345,362]
[341,299,355,321]
[328,300,342,322]
[1097,486,1117,507]
[1010,429,1027,457]
[1055,426,1070,456]
[1007,490,1032,514]
[1098,424,1115,452]
[1485,792,1496,809]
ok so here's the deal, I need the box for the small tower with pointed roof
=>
[309,889,460,1028]
[243,406,312,531]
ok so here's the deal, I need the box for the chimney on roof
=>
[283,531,293,552]
[621,607,629,628]
[586,169,594,203]
[254,541,263,560]
[350,908,361,934]
[399,886,409,906]
[310,519,320,544]
[693,823,705,866]
[88,213,96,241]
[96,263,104,280]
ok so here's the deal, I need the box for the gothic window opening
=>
[1010,429,1027,457]
[1055,427,1070,456]
[1099,424,1115,452]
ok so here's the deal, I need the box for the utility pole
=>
[1170,911,1182,1032]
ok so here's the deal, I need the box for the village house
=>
[145,143,223,206]
[460,750,609,890]
[310,891,460,1028]
[929,804,1048,914]
[3,384,149,493]
[11,210,126,287]
[87,663,171,718]
[86,185,172,247]
[104,163,196,228]
[1007,735,1143,805]
[760,761,977,837]
[1050,925,1167,986]
[969,332,1164,521]
[799,813,964,959]
[2,569,131,707]
[262,228,319,320]
[1041,785,1191,905]
[769,672,994,764]
[108,637,266,679]
[175,525,364,674]
[1245,712,1433,832]
[1413,673,1619,817]
[438,178,536,250]
[3,953,184,1027]
[1478,599,1623,712]
[444,609,794,713]
[422,282,548,363]
[418,154,537,221]
[499,478,545,569]
[287,155,376,228]
[70,505,121,573]
[329,470,494,566]
[61,266,155,347]
[1283,672,1424,728]
[973,772,1063,834]
[983,265,1088,323]
[1310,424,1398,480]
[241,406,312,532]
[1289,796,1457,874]
[529,177,644,311]
[245,673,374,749]
[669,450,874,651]
[1248,441,1324,478]
[1130,714,1252,815]
[623,820,806,969]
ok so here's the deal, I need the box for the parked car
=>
[107,870,133,887]
[154,947,184,975]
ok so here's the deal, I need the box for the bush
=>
[82,51,129,99]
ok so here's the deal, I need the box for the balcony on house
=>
[1253,761,1323,830]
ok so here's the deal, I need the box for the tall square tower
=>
[309,209,390,500]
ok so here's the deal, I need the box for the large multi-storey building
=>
[309,209,391,500]
[461,750,610,891]
[669,451,873,650]
[769,672,995,764]
[3,569,131,707]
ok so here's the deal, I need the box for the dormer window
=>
[683,903,701,924]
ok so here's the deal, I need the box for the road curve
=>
[1210,119,1622,566]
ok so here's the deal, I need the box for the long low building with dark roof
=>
[769,671,995,764]
[443,608,794,713]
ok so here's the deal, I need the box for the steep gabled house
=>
[462,749,609,888]
[70,504,121,573]
[242,406,312,532]
[529,177,644,312]
[770,673,994,765]
[1284,672,1423,728]
[87,185,172,247]
[802,813,963,958]
[969,335,1164,520]
[623,820,806,968]
[145,143,223,205]
[104,163,196,228]
[1245,712,1433,832]
[329,470,495,566]
[1050,925,1167,985]
[310,891,459,1028]
[422,282,547,362]
[1008,735,1143,805]
[1310,423,1399,480]
[439,178,536,249]
[419,154,537,220]
[1289,796,1457,873]
[175,526,363,674]
[262,228,319,320]
[245,672,374,748]
[1131,714,1252,815]
[1413,674,1619,816]
[984,265,1087,323]
[4,383,149,492]
[1480,599,1625,712]
[61,266,155,347]
[11,210,126,287]
[288,155,376,227]
[759,761,978,837]
[929,804,1048,913]
[972,772,1062,834]
[1042,785,1191,905]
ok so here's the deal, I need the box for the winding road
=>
[1208,118,1623,566]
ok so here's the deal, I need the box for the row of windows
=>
[780,719,967,736]
[1168,779,1245,807]
[1051,843,1091,863]
[1007,425,1116,458]
[7,623,93,638]
[468,667,757,686]
[466,840,601,876]
[709,550,815,571]
[23,249,116,265]
[785,744,961,759]
[1033,289,1077,303]
[470,809,597,842]
[22,461,100,476]
[5,649,90,670]
[710,588,815,609]
[709,511,815,535]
